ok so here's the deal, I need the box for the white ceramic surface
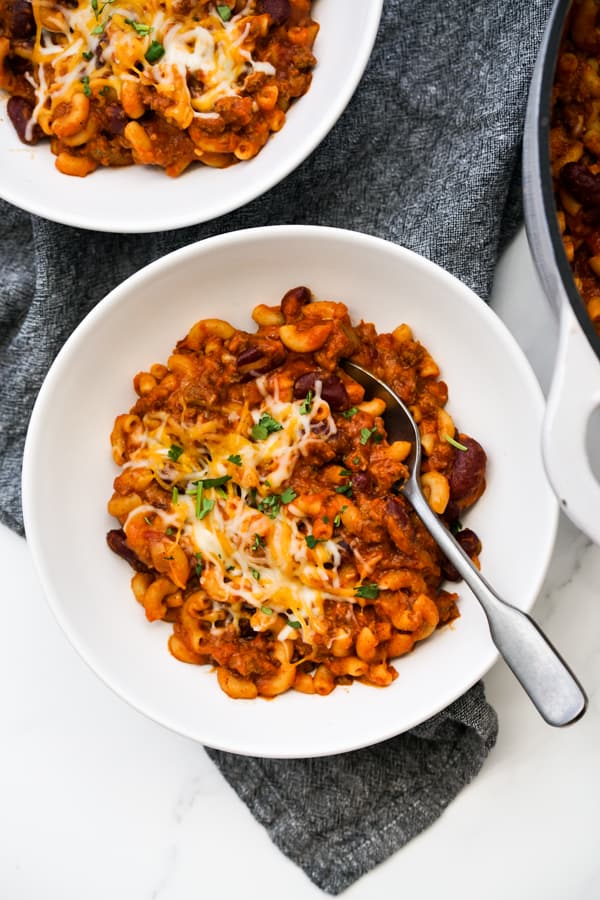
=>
[0,0,382,233]
[21,225,558,758]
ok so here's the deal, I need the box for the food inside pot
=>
[550,0,600,337]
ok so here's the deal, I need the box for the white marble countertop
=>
[2,227,599,900]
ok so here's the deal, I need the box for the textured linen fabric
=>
[0,0,552,892]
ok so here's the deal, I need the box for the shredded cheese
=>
[27,0,275,134]
[124,380,354,644]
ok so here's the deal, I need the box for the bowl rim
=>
[0,1,384,233]
[22,224,559,757]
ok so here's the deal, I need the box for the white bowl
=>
[0,0,382,233]
[22,225,558,757]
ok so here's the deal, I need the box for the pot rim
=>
[524,0,600,363]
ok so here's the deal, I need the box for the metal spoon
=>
[342,360,587,727]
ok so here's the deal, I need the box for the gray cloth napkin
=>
[0,0,552,892]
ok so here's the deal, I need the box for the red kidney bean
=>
[106,529,150,572]
[281,285,311,322]
[441,529,482,581]
[560,162,600,210]
[8,0,35,39]
[237,342,286,380]
[258,0,290,23]
[7,97,40,144]
[351,471,371,493]
[448,436,487,503]
[293,372,350,411]
[104,104,128,135]
[236,345,264,367]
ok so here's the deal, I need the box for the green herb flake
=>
[145,40,165,64]
[194,552,204,577]
[125,17,152,34]
[91,23,104,33]
[258,494,280,518]
[335,483,353,497]
[260,605,273,615]
[250,567,261,581]
[444,433,469,452]
[216,3,232,20]
[280,487,297,504]
[99,85,110,95]
[172,486,179,505]
[333,505,347,528]
[299,390,314,415]
[197,498,215,520]
[360,426,376,446]
[166,527,174,536]
[305,534,320,549]
[82,50,94,60]
[341,407,358,419]
[199,475,231,489]
[168,443,184,461]
[355,583,380,600]
[252,533,265,551]
[80,75,92,97]
[251,412,283,441]
[288,619,302,629]
[91,0,99,15]
[227,454,242,466]
[352,456,361,465]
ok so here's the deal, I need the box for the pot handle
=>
[543,302,600,544]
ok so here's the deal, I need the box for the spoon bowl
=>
[343,360,587,727]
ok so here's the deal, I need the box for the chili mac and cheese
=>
[0,0,318,176]
[107,287,487,700]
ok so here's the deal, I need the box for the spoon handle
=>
[406,485,587,727]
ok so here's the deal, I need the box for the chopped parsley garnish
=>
[227,454,242,466]
[258,494,280,518]
[82,50,93,60]
[304,534,322,549]
[333,506,347,528]
[91,23,104,33]
[299,390,314,415]
[194,553,204,577]
[80,75,92,97]
[335,483,353,497]
[444,433,469,452]
[252,533,265,551]
[355,583,380,599]
[288,619,302,629]
[125,17,153,34]
[198,475,231,489]
[145,40,165,64]
[216,3,232,20]
[341,407,358,418]
[261,606,273,616]
[193,482,215,520]
[280,487,297,505]
[360,426,382,445]
[172,486,179,505]
[168,443,184,461]
[352,456,361,465]
[91,0,99,15]
[166,527,174,536]
[250,567,261,581]
[251,412,283,441]
[197,498,214,520]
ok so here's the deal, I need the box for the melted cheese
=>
[27,0,275,133]
[127,380,355,644]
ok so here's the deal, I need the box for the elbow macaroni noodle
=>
[107,286,488,699]
[0,0,317,176]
